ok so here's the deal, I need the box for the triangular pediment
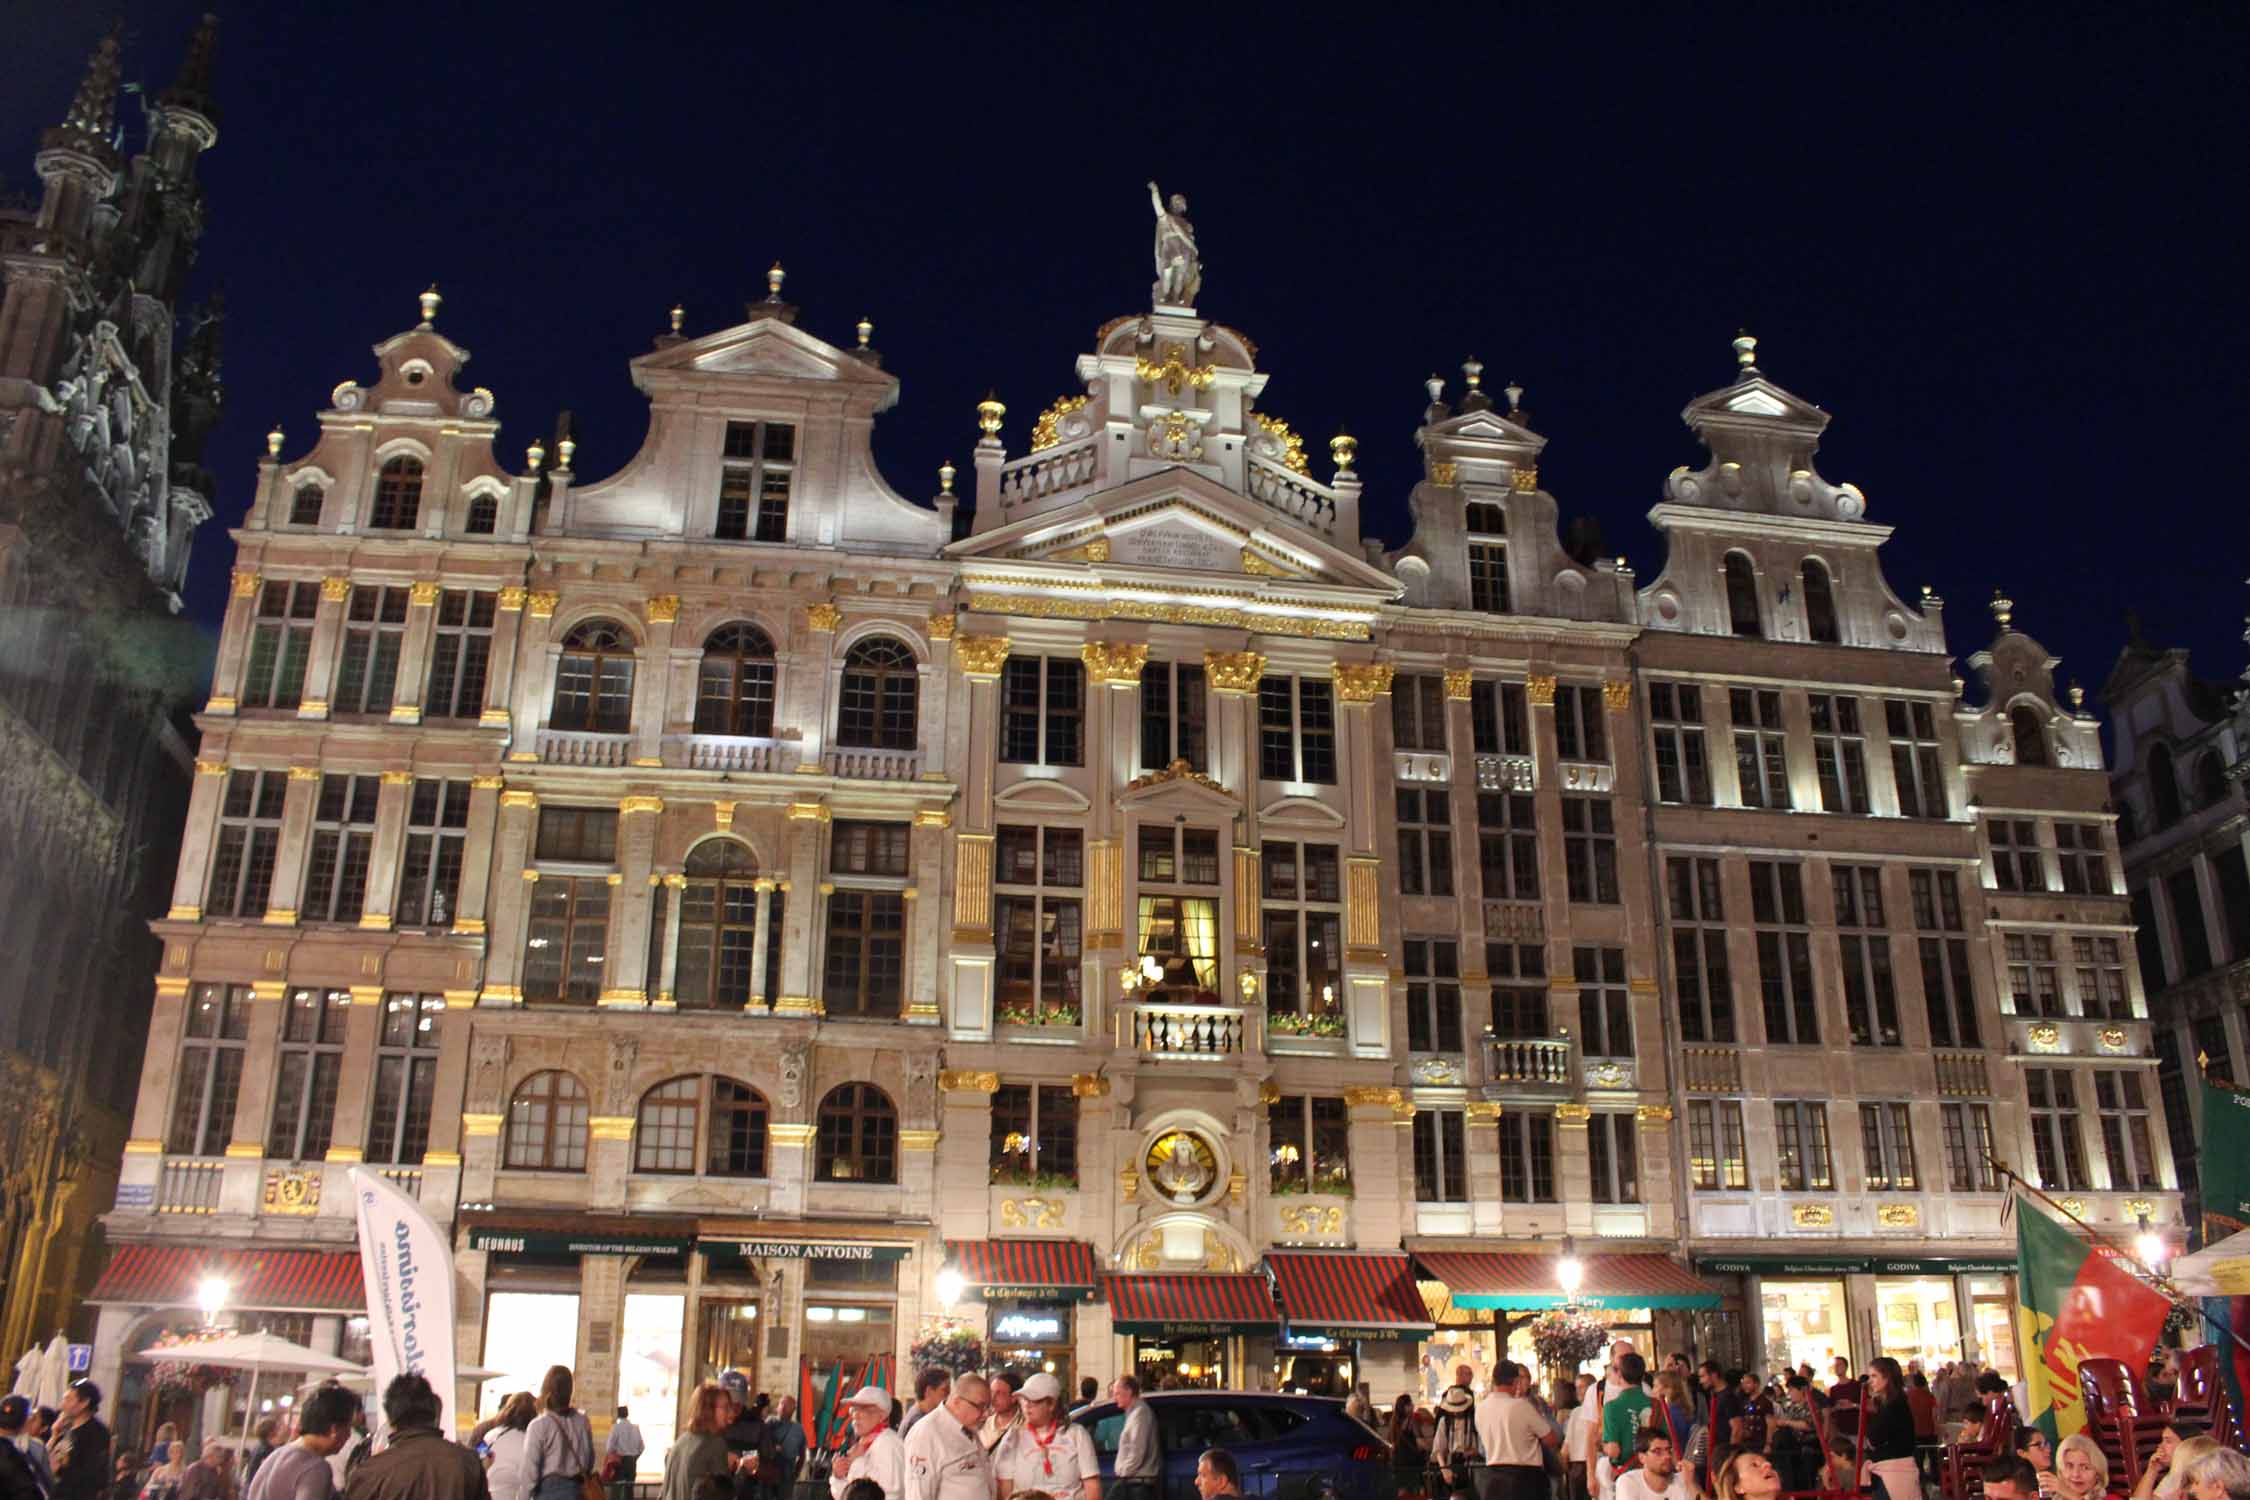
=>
[631,317,899,394]
[1683,374,1829,434]
[1118,760,1240,812]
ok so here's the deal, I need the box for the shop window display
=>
[1875,1277,1961,1368]
[620,1293,683,1478]
[480,1291,581,1419]
[1760,1280,1849,1375]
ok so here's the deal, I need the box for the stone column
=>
[450,1245,490,1434]
[578,1254,625,1425]
[123,978,192,1157]
[204,568,263,716]
[1333,661,1394,1059]
[935,1070,998,1239]
[1555,1103,1594,1234]
[297,574,353,721]
[509,591,561,754]
[1342,1087,1409,1249]
[480,791,541,1001]
[922,611,957,778]
[588,1114,633,1210]
[605,798,663,1003]
[323,990,386,1190]
[264,765,324,926]
[659,872,692,1009]
[777,803,827,1014]
[634,596,679,765]
[1466,1101,1504,1235]
[906,810,946,1024]
[769,1124,815,1215]
[452,775,506,939]
[797,602,841,768]
[947,635,1010,1035]
[359,771,415,932]
[482,586,529,731]
[169,758,232,918]
[221,981,289,1212]
[387,580,442,724]
[1526,673,1568,961]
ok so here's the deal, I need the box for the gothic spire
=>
[44,22,123,160]
[160,13,221,123]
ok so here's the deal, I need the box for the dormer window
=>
[717,420,794,542]
[464,494,499,535]
[1723,553,1762,637]
[289,485,325,527]
[1467,503,1509,614]
[368,458,424,530]
[1801,560,1840,644]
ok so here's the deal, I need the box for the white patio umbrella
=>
[140,1331,368,1455]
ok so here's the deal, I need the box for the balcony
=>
[378,1168,424,1200]
[1479,1033,1577,1101]
[823,746,924,781]
[678,733,799,774]
[158,1157,223,1214]
[1118,1000,1250,1061]
[536,728,631,767]
[1934,1050,1991,1097]
[1681,1046,1743,1092]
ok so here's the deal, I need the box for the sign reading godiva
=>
[1696,1255,2013,1277]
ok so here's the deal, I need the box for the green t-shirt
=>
[1601,1387,1652,1455]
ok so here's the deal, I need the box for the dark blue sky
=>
[11,3,2248,713]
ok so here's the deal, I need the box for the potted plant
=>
[909,1320,985,1376]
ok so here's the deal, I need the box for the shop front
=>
[1104,1272,1280,1390]
[940,1239,1100,1392]
[1266,1251,1433,1399]
[1693,1255,2018,1377]
[1412,1250,1723,1390]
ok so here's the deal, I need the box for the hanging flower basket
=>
[909,1320,985,1376]
[1527,1309,1609,1373]
[143,1328,233,1397]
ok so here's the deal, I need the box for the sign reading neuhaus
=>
[469,1228,691,1257]
[699,1239,913,1264]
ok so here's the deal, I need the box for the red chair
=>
[2172,1345,2242,1450]
[2078,1358,2162,1496]
[1940,1393,2018,1500]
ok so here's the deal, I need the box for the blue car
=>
[1077,1392,1393,1500]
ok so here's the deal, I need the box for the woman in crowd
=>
[1712,1449,1782,1500]
[1651,1372,1694,1454]
[2054,1434,2110,1500]
[1863,1358,1920,1500]
[483,1392,539,1500]
[2014,1426,2057,1493]
[108,1449,145,1500]
[2136,1431,2223,1500]
[662,1384,735,1500]
[137,1443,185,1500]
[524,1367,598,1500]
[1768,1375,1819,1493]
[2186,1448,2250,1500]
[1385,1395,1425,1498]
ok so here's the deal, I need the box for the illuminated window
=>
[815,1083,896,1184]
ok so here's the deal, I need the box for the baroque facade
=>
[93,218,2177,1454]
[0,19,219,1354]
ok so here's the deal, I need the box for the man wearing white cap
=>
[903,1373,994,1500]
[995,1374,1099,1500]
[832,1388,905,1500]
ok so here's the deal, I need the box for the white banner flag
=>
[349,1167,458,1435]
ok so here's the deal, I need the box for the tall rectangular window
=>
[302,774,381,924]
[1912,868,1980,1047]
[1731,688,1790,809]
[1588,1113,1640,1204]
[1668,856,1734,1043]
[1774,1100,1834,1191]
[1467,503,1509,614]
[1140,825,1222,1006]
[2160,1041,2200,1194]
[1263,841,1342,1021]
[994,826,1083,1025]
[1990,820,2046,891]
[1404,939,1463,1054]
[1885,699,1948,818]
[1476,792,1539,901]
[366,994,443,1166]
[267,987,350,1161]
[999,657,1084,766]
[396,779,470,929]
[2218,847,2250,958]
[2073,936,2130,1020]
[716,420,794,541]
[241,580,320,709]
[1686,1099,1748,1191]
[2169,867,2215,977]
[1391,674,1447,753]
[332,585,411,715]
[1553,685,1608,763]
[206,770,288,918]
[1809,694,1870,813]
[1489,943,1548,1037]
[2195,1014,2234,1084]
[1649,683,1711,805]
[1412,1109,1468,1203]
[1258,676,1336,784]
[1396,788,1454,896]
[1498,1113,1558,1202]
[1574,946,1631,1058]
[522,879,610,1004]
[1562,797,1618,904]
[2005,933,2063,1017]
[2094,1071,2161,1190]
[2056,823,2107,895]
[825,820,909,1018]
[989,1083,1080,1187]
[1268,1095,1351,1195]
[1470,681,1530,756]
[2026,1068,2091,1190]
[167,984,250,1156]
[1858,1101,1919,1190]
[425,589,496,720]
[1834,864,1901,1047]
[1941,1102,1998,1192]
[1139,660,1207,771]
[1751,861,1819,1044]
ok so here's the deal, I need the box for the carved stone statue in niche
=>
[1148,182,1202,307]
[778,1041,810,1110]
[904,1052,938,1123]
[606,1037,641,1114]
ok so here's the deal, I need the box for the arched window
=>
[2198,751,2230,808]
[815,1083,897,1184]
[2010,706,2050,767]
[675,840,784,1011]
[837,637,918,750]
[695,624,778,738]
[503,1070,588,1171]
[367,457,424,530]
[1723,554,1762,637]
[632,1076,769,1177]
[464,494,499,535]
[1801,560,1840,644]
[551,619,636,733]
[2150,744,2183,826]
[289,484,325,527]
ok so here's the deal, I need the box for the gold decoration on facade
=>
[1071,1073,1111,1098]
[805,602,842,632]
[1087,838,1122,942]
[262,908,299,926]
[469,774,505,790]
[1346,857,1383,953]
[927,612,957,641]
[194,759,228,777]
[1443,669,1474,701]
[785,800,830,822]
[261,1169,321,1215]
[1525,675,1558,707]
[1602,679,1632,712]
[588,1115,635,1142]
[409,581,441,607]
[1511,466,1539,493]
[1791,1203,1836,1228]
[954,635,1012,677]
[231,568,261,598]
[1342,1086,1402,1109]
[711,800,736,831]
[1237,548,1290,578]
[1204,650,1267,694]
[1145,1131,1220,1203]
[912,808,952,829]
[1278,1204,1345,1236]
[497,585,528,611]
[2125,1198,2156,1219]
[2059,1196,2089,1218]
[287,764,321,781]
[1030,394,1090,453]
[1123,758,1228,796]
[1250,413,1310,475]
[645,594,681,624]
[320,575,351,602]
[2028,1022,2061,1049]
[500,789,539,808]
[1331,662,1395,703]
[938,1070,1000,1094]
[1000,1197,1066,1230]
[1555,1103,1593,1123]
[1135,346,1217,397]
[203,694,237,714]
[1427,461,1459,486]
[619,796,664,816]
[953,833,994,938]
[461,1113,505,1137]
[1119,1166,1139,1203]
[1637,1104,1675,1124]
[298,698,331,718]
[1080,641,1150,685]
[1257,1081,1281,1106]
[1876,1203,1921,1228]
[1129,1227,1239,1273]
[767,1123,817,1147]
[899,1129,940,1150]
[1466,1101,1504,1121]
[596,988,644,1006]
[526,590,560,618]
[965,592,1370,641]
[2098,1025,2129,1050]
[1051,537,1112,564]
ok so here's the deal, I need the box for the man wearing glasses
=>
[904,1373,996,1500]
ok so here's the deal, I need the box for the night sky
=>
[9,4,2247,723]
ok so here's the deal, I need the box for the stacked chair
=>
[1938,1393,2019,1500]
[2078,1359,2166,1497]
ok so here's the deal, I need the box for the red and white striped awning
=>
[88,1245,365,1312]
[942,1239,1099,1297]
[1266,1250,1434,1335]
[1103,1273,1279,1336]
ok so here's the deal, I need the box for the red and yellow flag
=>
[2015,1196,2173,1440]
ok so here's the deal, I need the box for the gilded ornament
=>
[409,581,441,607]
[379,770,413,786]
[1637,1104,1675,1124]
[1602,679,1632,712]
[231,568,261,598]
[1342,1086,1402,1109]
[785,800,830,822]
[1081,641,1150,685]
[1511,466,1540,493]
[805,602,842,632]
[937,1069,1000,1096]
[203,695,237,714]
[912,808,952,829]
[261,1169,322,1216]
[497,585,528,611]
[321,575,352,602]
[1120,1166,1140,1203]
[1124,758,1228,795]
[288,765,321,781]
[955,635,1012,677]
[1466,1102,1504,1121]
[500,789,539,808]
[1030,394,1090,453]
[1250,412,1310,476]
[1331,662,1395,703]
[964,592,1371,641]
[469,774,506,790]
[1427,460,1459,486]
[1791,1203,1836,1228]
[712,800,736,830]
[1554,1103,1593,1123]
[1135,346,1217,397]
[2059,1197,2088,1218]
[645,594,681,624]
[588,1115,636,1141]
[2125,1198,2156,1219]
[1444,669,1474,701]
[899,1129,941,1150]
[1000,1197,1067,1230]
[2028,1022,2061,1048]
[1071,1073,1112,1098]
[1239,548,1291,577]
[1525,674,1559,707]
[1257,1081,1281,1105]
[1876,1203,1920,1228]
[1203,649,1267,694]
[1145,1131,1220,1203]
[194,759,227,777]
[526,590,560,618]
[619,796,664,816]
[927,612,957,641]
[2099,1026,2128,1050]
[1277,1204,1344,1236]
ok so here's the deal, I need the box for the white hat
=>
[1019,1373,1062,1403]
[844,1387,894,1414]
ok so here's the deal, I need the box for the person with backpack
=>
[523,1368,596,1500]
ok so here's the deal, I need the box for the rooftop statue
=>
[1149,181,1202,307]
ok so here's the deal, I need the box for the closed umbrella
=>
[140,1331,367,1456]
[13,1348,39,1400]
[36,1334,69,1409]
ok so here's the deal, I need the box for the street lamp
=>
[2136,1214,2169,1271]
[1557,1236,1585,1305]
[934,1268,965,1309]
[197,1276,230,1328]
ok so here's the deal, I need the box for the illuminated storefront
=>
[1696,1257,2016,1374]
[938,1239,1101,1393]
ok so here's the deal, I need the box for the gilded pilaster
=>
[452,775,505,934]
[359,771,415,929]
[169,760,231,917]
[264,767,324,925]
[481,586,529,728]
[295,577,352,720]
